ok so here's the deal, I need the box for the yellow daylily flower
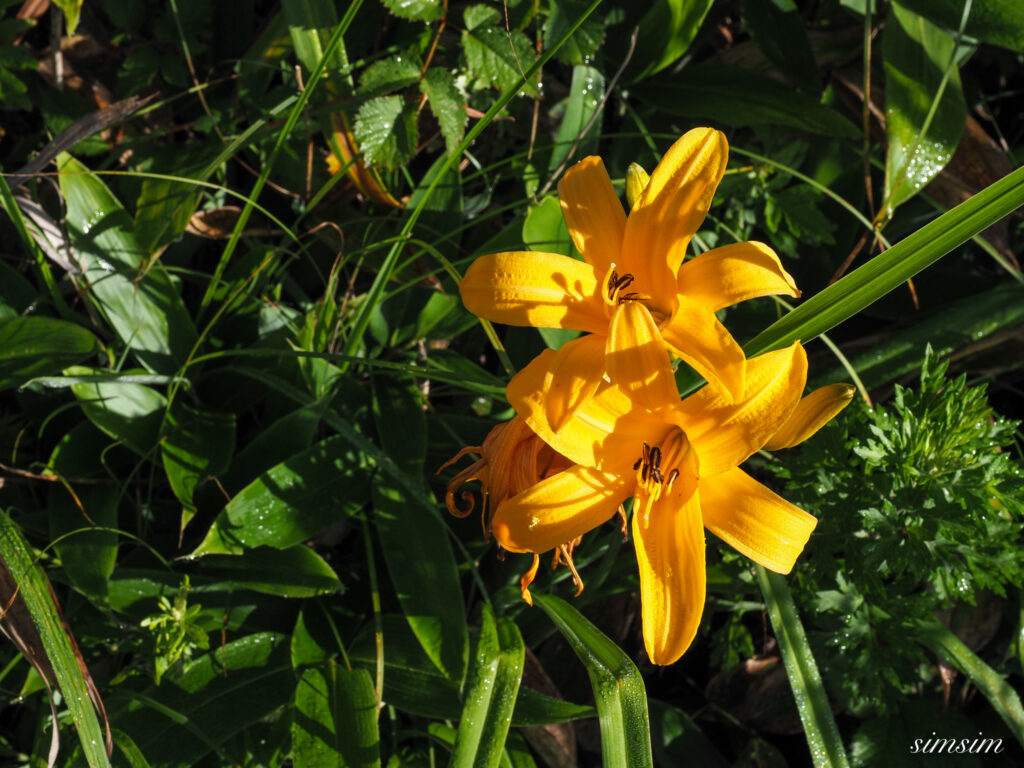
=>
[460,127,800,428]
[490,329,852,665]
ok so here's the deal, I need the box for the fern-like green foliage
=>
[770,348,1024,713]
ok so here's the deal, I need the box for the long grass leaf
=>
[532,594,652,768]
[756,567,849,768]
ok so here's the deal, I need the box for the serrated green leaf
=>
[191,435,370,556]
[0,316,99,390]
[462,14,539,97]
[360,55,422,98]
[353,95,419,170]
[882,3,966,214]
[294,662,381,767]
[421,67,467,155]
[633,64,858,136]
[381,0,443,22]
[544,0,605,65]
[532,594,653,768]
[894,0,1024,52]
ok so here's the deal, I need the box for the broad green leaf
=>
[421,68,467,156]
[850,700,991,768]
[740,0,820,94]
[348,614,592,724]
[532,594,653,768]
[523,195,572,256]
[291,608,334,668]
[196,546,342,598]
[450,605,525,768]
[360,55,423,98]
[462,9,539,97]
[381,0,443,21]
[52,0,83,34]
[744,163,1024,357]
[544,0,605,65]
[67,366,167,456]
[283,0,354,97]
[221,404,322,493]
[914,617,1024,743]
[649,699,727,768]
[191,434,370,556]
[628,0,714,80]
[293,663,381,767]
[756,568,850,768]
[372,377,468,684]
[894,0,1024,52]
[548,65,605,175]
[0,510,111,768]
[633,64,858,136]
[882,3,966,214]
[57,154,197,374]
[110,633,292,768]
[160,401,235,532]
[112,728,152,768]
[49,483,119,600]
[0,316,99,390]
[353,95,420,170]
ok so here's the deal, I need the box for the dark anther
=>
[617,291,643,304]
[651,468,664,483]
[633,457,643,470]
[614,273,634,291]
[667,468,679,485]
[641,462,649,482]
[650,446,662,469]
[606,270,620,299]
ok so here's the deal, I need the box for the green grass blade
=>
[0,510,111,768]
[915,617,1024,746]
[756,567,849,768]
[450,605,525,768]
[532,594,653,768]
[293,662,381,767]
[745,163,1024,357]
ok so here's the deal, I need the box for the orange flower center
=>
[632,427,690,520]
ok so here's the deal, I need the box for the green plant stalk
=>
[339,0,605,366]
[533,594,653,768]
[0,510,111,768]
[914,617,1024,746]
[745,163,1024,357]
[756,567,850,768]
[0,173,72,320]
[197,0,363,313]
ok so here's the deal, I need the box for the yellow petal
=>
[625,162,650,210]
[700,468,817,574]
[507,350,666,471]
[605,302,678,410]
[622,128,728,303]
[659,295,746,402]
[542,334,608,433]
[492,463,633,554]
[460,251,606,332]
[678,342,807,477]
[676,241,800,312]
[764,383,856,451]
[633,476,705,665]
[558,157,627,274]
